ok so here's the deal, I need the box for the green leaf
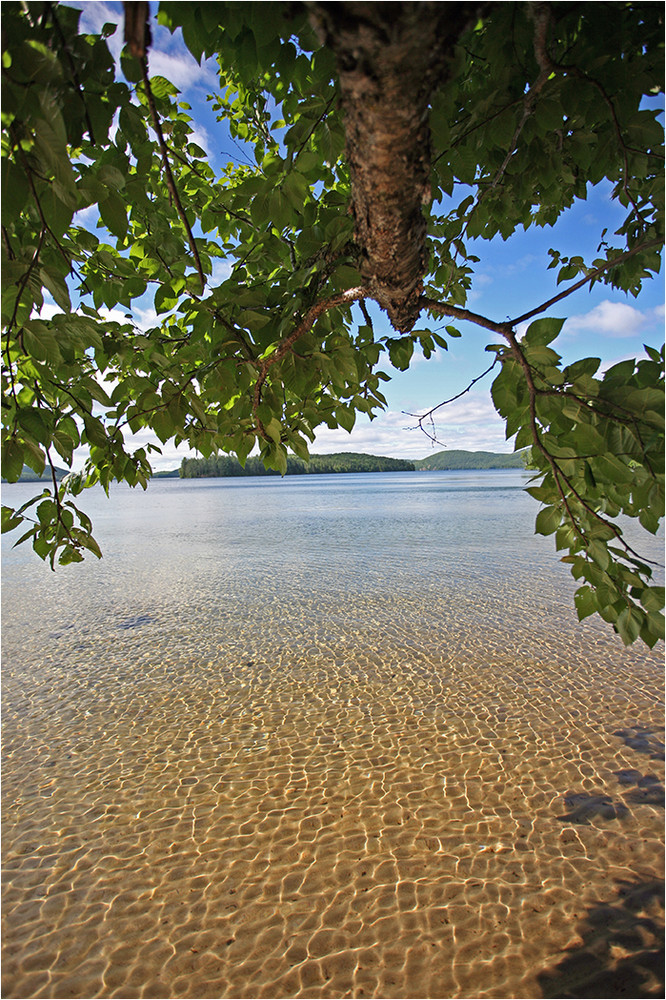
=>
[2,505,24,533]
[39,267,71,312]
[99,193,128,238]
[387,338,414,371]
[574,586,598,621]
[522,317,565,347]
[335,406,355,432]
[22,323,63,364]
[588,539,610,571]
[16,408,51,446]
[535,505,561,535]
[1,438,24,482]
[1,159,30,224]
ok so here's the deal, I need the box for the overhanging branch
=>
[252,287,369,438]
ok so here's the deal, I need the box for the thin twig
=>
[6,226,46,340]
[403,357,500,442]
[2,225,16,260]
[214,311,257,362]
[291,94,337,165]
[15,142,92,294]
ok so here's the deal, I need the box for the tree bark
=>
[306,2,481,333]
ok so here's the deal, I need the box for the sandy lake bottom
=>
[2,475,664,998]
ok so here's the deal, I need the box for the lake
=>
[2,471,664,999]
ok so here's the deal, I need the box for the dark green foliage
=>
[180,452,415,477]
[491,327,664,648]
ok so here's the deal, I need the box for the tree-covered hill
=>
[2,465,68,483]
[414,450,528,471]
[180,453,415,477]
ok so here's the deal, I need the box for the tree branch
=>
[509,237,662,326]
[138,57,206,292]
[252,287,369,437]
[420,298,511,336]
[214,311,257,362]
[502,325,659,565]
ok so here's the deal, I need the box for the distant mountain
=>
[3,464,68,483]
[414,449,528,471]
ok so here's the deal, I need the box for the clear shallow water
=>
[2,471,664,999]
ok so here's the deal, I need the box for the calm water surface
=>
[2,471,664,999]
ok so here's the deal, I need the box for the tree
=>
[1,1,663,647]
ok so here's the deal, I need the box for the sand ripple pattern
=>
[3,598,664,999]
[2,475,664,998]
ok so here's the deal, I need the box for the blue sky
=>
[71,2,664,468]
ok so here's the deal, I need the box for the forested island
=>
[5,450,528,484]
[179,453,416,477]
[178,450,528,478]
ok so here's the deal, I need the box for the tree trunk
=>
[306,2,481,333]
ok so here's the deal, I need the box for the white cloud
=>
[148,49,217,93]
[77,2,124,61]
[188,123,214,159]
[132,306,160,331]
[564,300,647,338]
[208,259,233,287]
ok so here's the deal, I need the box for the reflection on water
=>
[2,472,664,999]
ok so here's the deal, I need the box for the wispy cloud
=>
[188,123,214,159]
[148,49,217,93]
[208,259,233,287]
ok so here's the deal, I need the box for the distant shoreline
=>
[5,449,528,484]
[178,449,528,479]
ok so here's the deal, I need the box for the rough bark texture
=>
[306,2,481,332]
[123,1,151,58]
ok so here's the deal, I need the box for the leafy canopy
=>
[1,1,664,647]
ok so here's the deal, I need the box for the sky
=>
[67,1,664,469]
